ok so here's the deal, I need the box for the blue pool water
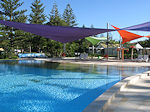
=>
[0,60,149,112]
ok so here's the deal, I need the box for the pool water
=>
[0,60,149,112]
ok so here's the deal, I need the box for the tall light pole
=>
[106,23,109,60]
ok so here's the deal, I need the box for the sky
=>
[20,0,150,42]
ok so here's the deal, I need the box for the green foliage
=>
[32,36,47,52]
[46,3,68,57]
[66,42,79,56]
[29,0,46,24]
[46,8,89,58]
[139,39,150,47]
[48,2,67,26]
[82,24,86,28]
[75,39,90,53]
[45,40,63,57]
[28,0,46,53]
[109,40,119,44]
[0,0,26,21]
[63,4,77,27]
[0,0,27,59]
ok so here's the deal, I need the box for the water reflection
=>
[0,60,149,78]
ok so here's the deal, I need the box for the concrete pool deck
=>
[83,72,150,112]
[33,58,150,67]
[104,73,150,112]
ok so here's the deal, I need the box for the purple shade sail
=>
[0,20,115,43]
[123,21,150,32]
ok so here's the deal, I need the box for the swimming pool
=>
[0,60,149,112]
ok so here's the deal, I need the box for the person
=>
[104,54,108,59]
[62,53,66,57]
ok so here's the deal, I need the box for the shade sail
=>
[144,35,150,38]
[92,36,107,41]
[0,20,115,43]
[112,25,143,44]
[123,21,150,31]
[86,36,107,45]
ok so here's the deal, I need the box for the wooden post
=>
[122,48,124,61]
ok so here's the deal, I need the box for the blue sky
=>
[20,0,150,41]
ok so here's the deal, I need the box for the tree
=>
[29,0,46,53]
[0,0,27,21]
[0,0,27,58]
[82,24,86,28]
[46,2,68,57]
[73,24,90,54]
[29,0,46,24]
[62,4,78,56]
[48,2,67,26]
[48,3,79,57]
[45,40,63,57]
[0,13,6,38]
[63,4,77,27]
[91,24,94,28]
[0,0,27,40]
[139,39,150,47]
[13,10,28,53]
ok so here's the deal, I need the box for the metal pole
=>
[119,35,122,59]
[29,46,31,53]
[131,48,134,60]
[107,23,109,60]
[92,45,94,55]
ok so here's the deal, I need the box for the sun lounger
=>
[79,53,88,60]
[79,53,84,59]
[134,55,149,62]
[83,53,88,59]
[134,55,143,62]
[143,55,149,62]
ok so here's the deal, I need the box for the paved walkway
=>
[34,58,150,67]
[104,76,150,112]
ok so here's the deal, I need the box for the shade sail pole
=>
[63,43,66,57]
[106,23,109,60]
[92,45,94,55]
[131,48,134,60]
